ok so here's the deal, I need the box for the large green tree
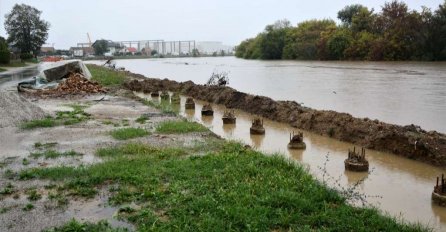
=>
[92,39,109,56]
[258,19,291,59]
[4,4,49,55]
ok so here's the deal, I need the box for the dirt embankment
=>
[122,72,446,167]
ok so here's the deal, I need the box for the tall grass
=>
[87,64,127,86]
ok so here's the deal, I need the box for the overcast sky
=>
[0,0,443,49]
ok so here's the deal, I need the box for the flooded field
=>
[135,92,446,231]
[93,57,446,133]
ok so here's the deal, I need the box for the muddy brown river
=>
[134,92,446,231]
[94,57,446,133]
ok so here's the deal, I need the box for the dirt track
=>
[123,71,446,167]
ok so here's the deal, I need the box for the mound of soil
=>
[123,72,446,167]
[0,92,46,128]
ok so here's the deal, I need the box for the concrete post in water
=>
[201,104,214,116]
[151,91,160,97]
[287,131,306,149]
[185,97,195,110]
[250,118,265,135]
[344,147,369,172]
[222,110,236,124]
[433,174,446,207]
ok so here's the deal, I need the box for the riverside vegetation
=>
[0,65,431,231]
[235,0,446,61]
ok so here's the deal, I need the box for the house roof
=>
[127,47,137,52]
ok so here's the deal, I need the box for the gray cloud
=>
[0,0,442,49]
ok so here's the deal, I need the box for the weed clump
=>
[110,128,149,140]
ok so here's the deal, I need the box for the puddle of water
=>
[63,189,135,230]
[133,92,446,231]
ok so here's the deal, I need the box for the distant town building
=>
[69,47,94,57]
[197,41,233,55]
[40,46,55,56]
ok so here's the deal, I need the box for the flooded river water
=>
[98,57,446,133]
[135,90,446,231]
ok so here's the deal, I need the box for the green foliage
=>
[19,141,428,231]
[110,128,149,140]
[236,1,446,61]
[44,219,128,232]
[4,4,49,54]
[0,36,10,65]
[338,4,368,26]
[30,150,83,159]
[156,120,208,134]
[87,64,127,86]
[93,39,109,56]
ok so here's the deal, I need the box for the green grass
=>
[20,117,56,129]
[43,219,128,232]
[142,99,178,115]
[21,104,90,129]
[156,119,208,134]
[0,67,6,72]
[110,128,149,140]
[22,203,34,211]
[30,150,83,159]
[87,64,127,86]
[18,141,428,231]
[136,115,149,124]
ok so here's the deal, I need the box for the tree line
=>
[235,1,446,61]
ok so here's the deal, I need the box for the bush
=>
[0,51,9,64]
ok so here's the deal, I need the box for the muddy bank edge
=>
[118,68,446,167]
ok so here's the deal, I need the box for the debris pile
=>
[206,71,229,87]
[344,147,369,172]
[22,73,106,98]
[287,131,306,149]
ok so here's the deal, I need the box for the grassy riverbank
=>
[20,137,427,231]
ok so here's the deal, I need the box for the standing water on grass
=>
[89,57,446,133]
[135,92,446,231]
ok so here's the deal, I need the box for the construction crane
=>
[87,33,92,47]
